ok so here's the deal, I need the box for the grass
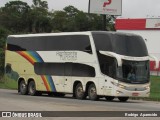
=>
[149,76,160,100]
[4,79,17,89]
[0,81,7,89]
[0,76,17,89]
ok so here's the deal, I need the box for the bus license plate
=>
[132,93,139,96]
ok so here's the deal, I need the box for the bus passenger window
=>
[98,52,116,78]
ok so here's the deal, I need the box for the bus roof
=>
[8,31,91,38]
[8,31,140,38]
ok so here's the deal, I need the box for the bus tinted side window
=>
[34,63,65,76]
[72,63,95,77]
[34,63,95,77]
[97,52,116,78]
[92,33,112,51]
[92,33,115,77]
[7,35,92,54]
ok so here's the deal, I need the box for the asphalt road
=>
[0,89,160,120]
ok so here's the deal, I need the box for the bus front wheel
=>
[88,84,99,101]
[118,97,129,102]
[28,81,37,96]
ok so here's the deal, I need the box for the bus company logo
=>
[103,0,112,7]
[56,51,77,61]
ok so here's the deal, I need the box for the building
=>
[115,18,160,76]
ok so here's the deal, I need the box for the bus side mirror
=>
[149,55,159,69]
[99,51,122,67]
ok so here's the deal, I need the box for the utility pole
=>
[103,15,106,31]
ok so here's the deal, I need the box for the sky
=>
[0,0,160,18]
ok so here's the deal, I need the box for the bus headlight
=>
[111,81,118,86]
[145,86,150,90]
[111,82,126,89]
[116,90,123,94]
[146,92,150,95]
[119,84,125,89]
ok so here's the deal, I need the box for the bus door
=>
[98,77,105,95]
[103,78,112,96]
[55,63,65,92]
[64,63,72,93]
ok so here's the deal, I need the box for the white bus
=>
[5,31,157,102]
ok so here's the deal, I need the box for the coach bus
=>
[5,31,158,102]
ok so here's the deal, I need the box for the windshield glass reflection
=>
[116,60,149,83]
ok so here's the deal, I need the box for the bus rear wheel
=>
[19,80,27,95]
[28,81,37,96]
[105,96,115,101]
[75,83,86,100]
[118,97,129,102]
[88,84,99,101]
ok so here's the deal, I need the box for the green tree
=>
[75,11,91,31]
[51,5,114,32]
[51,11,67,31]
[29,0,52,33]
[0,1,115,33]
[106,15,116,31]
[88,14,104,30]
[32,0,48,9]
[63,6,79,31]
[0,1,30,33]
[0,27,11,79]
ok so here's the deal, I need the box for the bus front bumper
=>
[113,88,150,97]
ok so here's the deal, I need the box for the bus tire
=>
[19,80,27,95]
[105,96,115,101]
[28,81,37,96]
[75,83,86,100]
[88,84,99,101]
[118,97,129,102]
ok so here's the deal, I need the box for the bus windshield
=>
[92,32,148,57]
[116,60,150,83]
